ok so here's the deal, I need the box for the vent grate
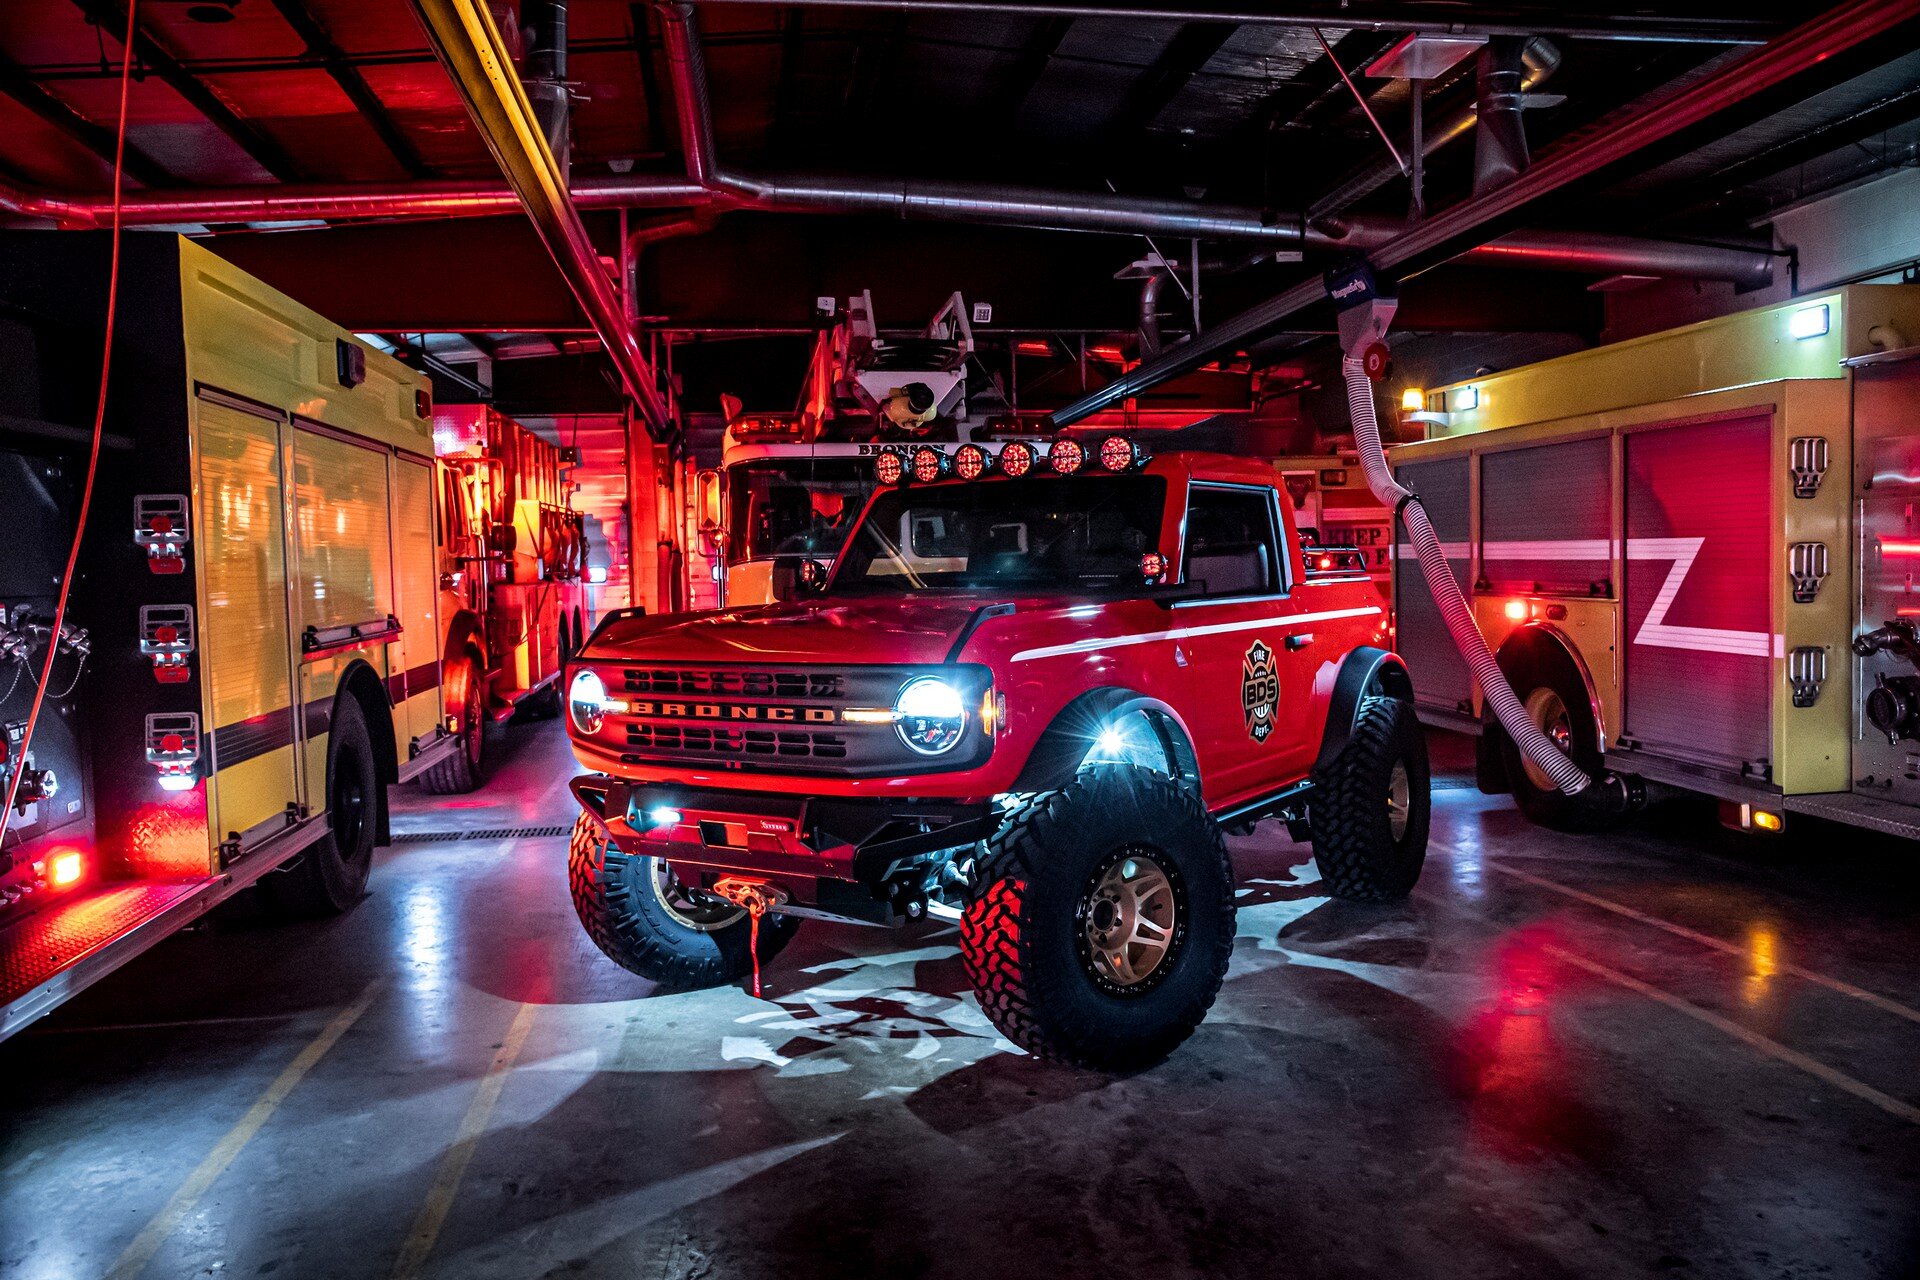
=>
[391,825,572,844]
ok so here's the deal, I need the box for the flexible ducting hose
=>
[1342,355,1591,796]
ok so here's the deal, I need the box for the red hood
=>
[582,593,1027,666]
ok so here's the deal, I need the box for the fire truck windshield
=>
[728,458,875,564]
[831,474,1167,593]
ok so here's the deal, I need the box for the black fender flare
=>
[1311,647,1414,775]
[1011,687,1201,796]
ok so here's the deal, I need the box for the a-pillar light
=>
[1139,551,1167,582]
[1098,434,1143,472]
[953,443,991,480]
[911,445,949,484]
[999,441,1037,478]
[1048,437,1086,475]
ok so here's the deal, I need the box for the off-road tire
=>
[566,811,799,990]
[419,660,485,794]
[1310,694,1431,902]
[264,698,377,918]
[960,765,1235,1069]
[1499,656,1618,833]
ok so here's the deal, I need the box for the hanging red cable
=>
[0,0,137,848]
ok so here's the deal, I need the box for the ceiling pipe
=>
[524,0,572,175]
[408,0,673,435]
[1053,0,1920,426]
[680,0,1774,46]
[1472,36,1533,194]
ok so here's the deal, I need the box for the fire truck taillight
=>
[999,441,1036,478]
[139,604,195,684]
[134,494,190,574]
[874,449,905,485]
[145,712,201,792]
[953,443,990,480]
[910,446,949,484]
[1048,437,1086,475]
[50,851,82,887]
[1503,599,1529,622]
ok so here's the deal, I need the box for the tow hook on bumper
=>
[712,878,788,997]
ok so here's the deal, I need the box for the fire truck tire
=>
[419,661,485,794]
[566,811,799,990]
[265,698,377,917]
[960,765,1234,1069]
[1310,694,1430,903]
[1497,655,1618,833]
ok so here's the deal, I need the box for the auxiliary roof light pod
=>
[873,448,905,486]
[1097,435,1146,472]
[1048,436,1086,475]
[999,440,1037,478]
[910,445,949,484]
[953,442,991,481]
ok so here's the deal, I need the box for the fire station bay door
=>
[196,393,302,850]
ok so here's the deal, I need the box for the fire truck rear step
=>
[1783,792,1920,841]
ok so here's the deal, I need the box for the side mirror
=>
[696,467,723,531]
[798,559,830,594]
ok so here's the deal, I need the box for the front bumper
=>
[571,774,994,921]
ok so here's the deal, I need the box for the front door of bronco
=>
[1172,483,1314,802]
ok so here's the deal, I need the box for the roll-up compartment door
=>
[1394,455,1472,713]
[1481,437,1612,593]
[389,455,444,746]
[1623,414,1774,772]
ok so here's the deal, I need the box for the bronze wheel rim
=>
[1077,847,1184,994]
[648,859,746,932]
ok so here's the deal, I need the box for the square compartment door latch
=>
[1789,542,1829,603]
[1788,646,1827,708]
[1789,436,1829,499]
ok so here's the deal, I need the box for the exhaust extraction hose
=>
[1342,355,1591,796]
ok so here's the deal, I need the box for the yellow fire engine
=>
[0,235,463,1039]
[1390,284,1920,836]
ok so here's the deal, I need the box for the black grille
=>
[621,668,843,699]
[625,722,847,760]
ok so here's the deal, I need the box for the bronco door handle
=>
[1285,633,1313,650]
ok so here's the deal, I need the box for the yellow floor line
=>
[103,980,383,1280]
[389,1001,540,1280]
[1540,941,1920,1126]
[1485,858,1920,1026]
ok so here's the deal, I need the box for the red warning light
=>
[1048,438,1086,475]
[999,441,1036,478]
[953,443,990,480]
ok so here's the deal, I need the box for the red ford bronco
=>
[564,437,1430,1067]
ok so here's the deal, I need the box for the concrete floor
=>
[4,720,1919,1280]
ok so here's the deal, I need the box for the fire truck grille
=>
[623,723,848,760]
[621,668,844,699]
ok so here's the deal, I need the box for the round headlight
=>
[874,449,905,485]
[894,676,966,755]
[569,669,608,735]
[953,442,990,480]
[911,445,949,484]
[999,440,1036,478]
[1048,436,1086,474]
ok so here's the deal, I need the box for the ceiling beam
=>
[267,0,431,177]
[0,50,174,186]
[72,0,310,181]
[989,14,1072,133]
[1102,21,1235,147]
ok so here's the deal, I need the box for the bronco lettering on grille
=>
[628,700,840,724]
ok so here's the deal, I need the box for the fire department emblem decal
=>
[1241,640,1279,743]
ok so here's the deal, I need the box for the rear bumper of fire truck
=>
[570,774,994,924]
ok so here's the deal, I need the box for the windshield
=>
[726,458,876,564]
[832,474,1168,593]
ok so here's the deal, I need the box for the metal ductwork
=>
[523,0,571,174]
[1306,38,1559,223]
[1053,0,1920,427]
[1473,36,1533,193]
[408,0,672,434]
